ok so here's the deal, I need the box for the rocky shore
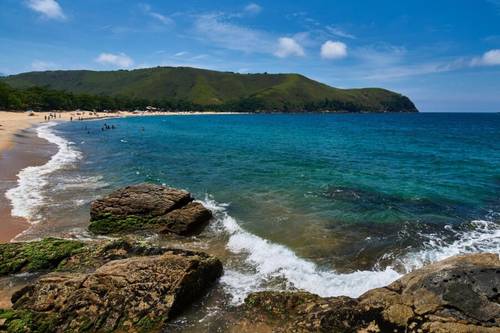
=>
[231,253,500,333]
[0,183,498,332]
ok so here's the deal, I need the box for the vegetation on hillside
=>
[0,67,418,112]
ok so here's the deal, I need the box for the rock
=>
[236,291,365,333]
[9,249,223,332]
[57,238,169,273]
[158,201,213,235]
[0,308,59,333]
[231,253,500,332]
[359,253,500,331]
[0,238,85,276]
[0,238,168,277]
[89,183,212,235]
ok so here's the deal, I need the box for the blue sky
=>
[1,0,500,112]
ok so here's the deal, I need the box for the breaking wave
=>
[201,197,500,304]
[5,122,82,223]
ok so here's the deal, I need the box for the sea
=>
[5,113,500,330]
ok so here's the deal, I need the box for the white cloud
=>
[326,26,356,39]
[354,44,407,66]
[320,41,347,60]
[174,51,188,57]
[95,53,134,68]
[193,13,274,54]
[26,0,65,20]
[471,49,500,66]
[139,3,174,26]
[31,60,58,71]
[274,37,305,58]
[361,59,468,80]
[244,3,262,15]
[149,12,173,25]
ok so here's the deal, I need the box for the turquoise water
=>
[8,113,500,304]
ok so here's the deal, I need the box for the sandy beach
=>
[0,111,109,152]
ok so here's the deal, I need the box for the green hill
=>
[1,67,418,112]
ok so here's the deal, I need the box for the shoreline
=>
[0,125,56,242]
[0,110,244,243]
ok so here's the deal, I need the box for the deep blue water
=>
[16,113,499,279]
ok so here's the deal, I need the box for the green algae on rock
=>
[0,309,59,333]
[0,238,85,276]
[0,238,171,277]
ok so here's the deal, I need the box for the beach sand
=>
[0,110,242,243]
[0,111,114,152]
[0,112,70,242]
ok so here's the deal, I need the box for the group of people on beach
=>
[44,113,61,121]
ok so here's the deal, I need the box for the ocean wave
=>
[201,197,401,304]
[5,122,82,223]
[392,218,500,272]
[201,196,500,304]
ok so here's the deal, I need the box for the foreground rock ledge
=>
[232,253,500,333]
[89,183,212,235]
[2,245,223,332]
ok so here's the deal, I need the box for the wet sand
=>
[0,126,56,242]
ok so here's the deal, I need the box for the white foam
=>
[201,197,500,304]
[5,122,82,223]
[394,218,500,272]
[201,197,401,304]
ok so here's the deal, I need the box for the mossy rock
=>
[0,309,59,333]
[0,238,85,276]
[88,213,153,234]
[0,238,169,277]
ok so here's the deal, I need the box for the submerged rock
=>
[89,183,212,235]
[8,249,223,332]
[232,253,500,332]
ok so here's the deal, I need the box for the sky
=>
[1,0,500,112]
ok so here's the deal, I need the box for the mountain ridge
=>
[1,66,418,112]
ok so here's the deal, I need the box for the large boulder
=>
[231,253,500,332]
[8,249,223,332]
[359,253,500,332]
[234,291,365,333]
[89,183,212,235]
